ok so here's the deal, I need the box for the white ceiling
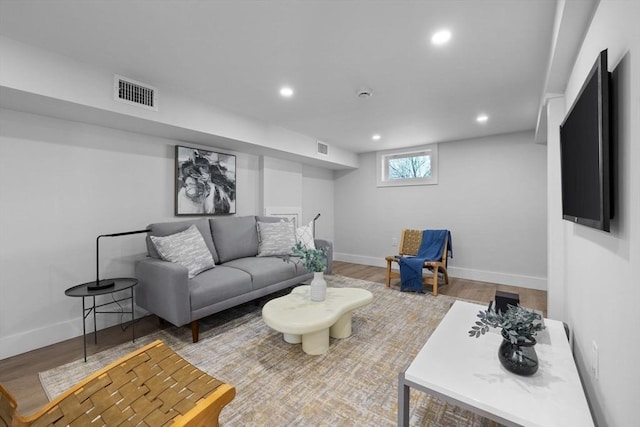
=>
[0,0,583,154]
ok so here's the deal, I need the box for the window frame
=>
[376,143,439,187]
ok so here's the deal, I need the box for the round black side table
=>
[65,278,138,362]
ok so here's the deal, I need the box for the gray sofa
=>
[135,215,333,342]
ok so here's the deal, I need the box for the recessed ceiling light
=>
[372,134,381,140]
[357,88,373,98]
[431,29,451,45]
[279,86,294,97]
[476,114,489,123]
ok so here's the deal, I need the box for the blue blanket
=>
[399,230,452,292]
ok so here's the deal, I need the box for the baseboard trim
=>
[0,307,149,360]
[334,252,547,291]
[0,318,81,360]
[446,266,547,291]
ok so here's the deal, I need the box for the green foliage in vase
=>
[468,304,545,344]
[283,242,327,272]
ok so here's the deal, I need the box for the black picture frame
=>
[175,145,236,216]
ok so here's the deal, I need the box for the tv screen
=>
[559,49,611,232]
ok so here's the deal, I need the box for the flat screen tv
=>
[559,49,612,232]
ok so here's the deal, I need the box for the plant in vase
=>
[468,304,545,376]
[286,242,327,273]
[284,242,328,301]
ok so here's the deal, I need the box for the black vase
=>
[498,334,539,376]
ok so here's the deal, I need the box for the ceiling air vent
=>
[317,141,329,156]
[114,75,157,110]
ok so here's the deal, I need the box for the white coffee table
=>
[398,300,594,426]
[262,285,373,355]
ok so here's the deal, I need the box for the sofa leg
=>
[191,320,199,343]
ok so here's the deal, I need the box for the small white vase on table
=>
[310,271,327,302]
[284,242,328,302]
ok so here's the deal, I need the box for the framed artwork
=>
[175,145,236,216]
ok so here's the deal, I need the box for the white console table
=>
[398,300,593,426]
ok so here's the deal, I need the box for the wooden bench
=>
[0,340,235,427]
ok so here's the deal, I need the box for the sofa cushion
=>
[295,221,316,250]
[189,266,253,311]
[147,219,219,264]
[150,225,215,279]
[223,257,300,290]
[256,220,296,257]
[210,216,259,263]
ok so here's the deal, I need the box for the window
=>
[376,144,438,187]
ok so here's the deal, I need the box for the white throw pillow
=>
[295,221,316,250]
[257,220,296,256]
[150,224,215,278]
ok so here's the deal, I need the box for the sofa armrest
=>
[135,258,191,327]
[314,239,334,275]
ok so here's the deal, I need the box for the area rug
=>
[40,275,501,426]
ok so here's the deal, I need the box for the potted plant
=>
[284,242,328,301]
[287,242,327,272]
[468,304,545,376]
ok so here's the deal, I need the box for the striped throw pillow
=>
[257,220,296,257]
[150,225,215,278]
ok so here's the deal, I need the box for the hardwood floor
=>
[0,261,546,416]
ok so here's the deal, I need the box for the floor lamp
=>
[312,213,321,238]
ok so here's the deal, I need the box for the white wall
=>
[257,157,334,242]
[261,156,303,211]
[546,96,566,320]
[302,165,334,242]
[0,108,334,359]
[547,1,640,426]
[334,131,547,289]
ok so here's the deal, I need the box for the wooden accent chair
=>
[0,340,235,427]
[385,229,450,296]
